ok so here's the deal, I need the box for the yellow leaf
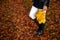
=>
[35,10,46,24]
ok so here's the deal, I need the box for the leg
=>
[37,23,45,34]
[34,19,45,36]
[34,10,47,37]
[37,9,46,32]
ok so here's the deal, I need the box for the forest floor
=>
[0,0,60,40]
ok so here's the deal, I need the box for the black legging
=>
[34,19,45,32]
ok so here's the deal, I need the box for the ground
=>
[0,0,60,40]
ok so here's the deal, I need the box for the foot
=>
[34,30,44,37]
